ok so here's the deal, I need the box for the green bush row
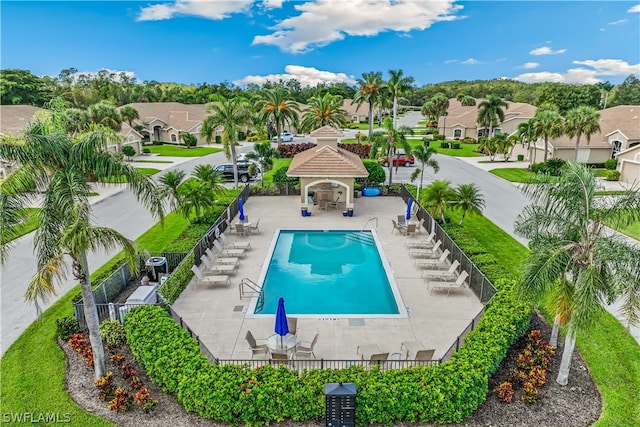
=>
[157,251,194,304]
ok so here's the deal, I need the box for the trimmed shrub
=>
[360,160,386,184]
[451,142,461,149]
[100,320,127,347]
[604,158,618,170]
[215,135,222,144]
[517,154,525,161]
[273,166,299,184]
[237,131,246,141]
[158,252,194,304]
[56,315,80,341]
[605,170,620,181]
[142,148,151,155]
[440,141,449,148]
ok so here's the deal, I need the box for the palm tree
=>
[245,141,279,187]
[298,93,347,132]
[387,69,414,128]
[179,132,197,149]
[370,117,413,186]
[177,179,216,221]
[87,101,122,131]
[431,93,450,119]
[255,87,299,147]
[191,164,225,193]
[120,105,139,127]
[410,145,440,202]
[514,162,640,385]
[477,95,508,138]
[532,105,564,162]
[565,106,600,162]
[457,93,476,106]
[0,124,164,379]
[420,101,438,127]
[421,179,456,223]
[201,94,253,187]
[353,71,384,139]
[453,183,485,224]
[158,170,186,211]
[517,120,537,166]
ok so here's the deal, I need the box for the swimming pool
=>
[250,230,406,317]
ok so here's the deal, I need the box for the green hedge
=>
[158,251,194,304]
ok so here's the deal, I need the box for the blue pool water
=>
[255,230,400,315]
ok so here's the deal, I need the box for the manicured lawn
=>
[351,123,380,130]
[489,168,533,182]
[406,140,482,158]
[99,168,160,183]
[453,213,640,426]
[1,208,39,244]
[0,213,191,424]
[262,158,292,183]
[608,219,640,241]
[145,145,222,157]
[591,168,607,177]
[133,159,174,164]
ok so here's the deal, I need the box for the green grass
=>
[595,191,629,196]
[489,168,534,182]
[145,145,222,157]
[608,220,640,241]
[406,140,483,158]
[591,168,607,177]
[453,213,640,426]
[99,168,160,183]
[1,208,39,244]
[351,123,380,130]
[134,159,174,164]
[262,158,292,183]
[0,212,191,423]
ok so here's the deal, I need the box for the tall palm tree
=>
[191,164,225,193]
[201,94,253,187]
[532,105,564,162]
[453,183,485,224]
[299,93,347,132]
[353,71,384,139]
[87,101,123,131]
[565,106,600,162]
[0,124,164,379]
[120,105,139,127]
[158,170,186,211]
[517,119,537,166]
[387,69,414,128]
[245,141,279,187]
[420,100,438,127]
[410,145,440,202]
[514,162,640,385]
[421,179,456,223]
[177,179,216,221]
[477,95,508,138]
[255,87,299,147]
[430,93,450,119]
[456,93,476,106]
[370,117,413,186]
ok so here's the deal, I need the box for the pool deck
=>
[172,195,484,361]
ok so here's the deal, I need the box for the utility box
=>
[145,257,168,281]
[325,382,356,427]
[126,284,158,305]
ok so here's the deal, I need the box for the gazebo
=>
[287,126,368,216]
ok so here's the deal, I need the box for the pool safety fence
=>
[74,302,160,331]
[213,358,440,370]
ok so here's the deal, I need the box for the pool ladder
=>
[360,217,378,232]
[239,278,264,313]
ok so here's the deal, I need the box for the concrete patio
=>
[172,195,484,361]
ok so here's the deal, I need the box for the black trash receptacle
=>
[325,382,356,427]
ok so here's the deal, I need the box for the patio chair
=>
[245,330,269,359]
[271,352,292,367]
[404,223,417,236]
[235,222,248,236]
[190,265,230,287]
[430,270,469,296]
[397,215,407,225]
[213,240,246,257]
[415,218,425,234]
[196,257,238,275]
[422,260,460,281]
[405,231,436,248]
[295,333,319,359]
[414,249,450,269]
[242,215,249,223]
[219,233,251,250]
[248,218,260,234]
[392,219,407,234]
[287,317,298,336]
[409,240,442,258]
[369,353,389,368]
[415,349,436,361]
[201,253,238,269]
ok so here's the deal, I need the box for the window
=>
[171,134,177,142]
[493,128,502,136]
[612,140,622,158]
[454,129,462,138]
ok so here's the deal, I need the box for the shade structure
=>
[406,198,413,221]
[274,297,289,340]
[238,198,245,222]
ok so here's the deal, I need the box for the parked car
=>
[380,153,415,167]
[272,132,294,143]
[213,162,260,183]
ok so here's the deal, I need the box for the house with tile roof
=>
[287,125,368,215]
[0,105,44,178]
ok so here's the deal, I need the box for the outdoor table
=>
[266,333,297,354]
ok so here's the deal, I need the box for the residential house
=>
[342,99,370,124]
[0,105,42,177]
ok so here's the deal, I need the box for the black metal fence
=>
[167,305,217,363]
[213,358,440,370]
[74,302,159,330]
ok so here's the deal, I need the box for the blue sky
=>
[2,1,639,87]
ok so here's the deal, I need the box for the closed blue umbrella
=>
[274,297,289,348]
[406,198,413,221]
[238,197,245,222]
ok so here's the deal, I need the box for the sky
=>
[1,1,639,88]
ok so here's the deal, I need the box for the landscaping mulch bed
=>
[62,312,601,427]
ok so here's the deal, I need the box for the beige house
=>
[287,126,368,215]
[615,145,640,184]
[342,99,371,124]
[438,98,536,140]
[0,105,44,178]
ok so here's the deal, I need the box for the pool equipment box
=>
[126,284,158,305]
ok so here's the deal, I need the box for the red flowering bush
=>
[134,387,158,413]
[68,333,94,367]
[522,381,541,403]
[494,381,514,403]
[94,372,116,401]
[108,387,133,412]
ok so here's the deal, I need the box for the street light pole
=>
[442,112,448,140]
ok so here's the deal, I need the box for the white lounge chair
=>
[219,232,251,250]
[414,249,450,268]
[200,254,238,270]
[422,260,460,281]
[405,231,435,248]
[409,240,442,258]
[430,270,469,296]
[212,240,246,257]
[190,265,230,287]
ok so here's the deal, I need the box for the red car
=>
[380,153,415,167]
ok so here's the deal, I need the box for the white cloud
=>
[530,46,567,56]
[461,58,480,65]
[253,0,462,53]
[444,59,458,64]
[628,5,640,13]
[262,0,285,9]
[233,65,356,86]
[137,0,253,21]
[608,19,628,25]
[522,62,539,69]
[513,59,640,84]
